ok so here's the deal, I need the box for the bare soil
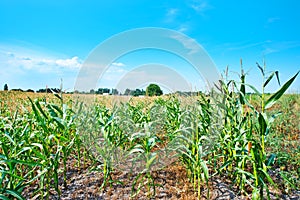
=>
[23,158,300,200]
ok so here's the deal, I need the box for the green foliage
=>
[146,83,163,96]
[3,84,8,91]
[0,64,298,199]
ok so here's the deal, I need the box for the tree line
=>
[2,83,164,96]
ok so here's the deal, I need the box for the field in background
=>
[0,90,299,199]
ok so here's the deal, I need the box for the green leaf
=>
[47,105,58,118]
[275,71,280,86]
[0,194,10,200]
[200,160,209,181]
[244,83,261,95]
[263,71,280,88]
[49,104,63,116]
[263,71,276,87]
[240,69,246,104]
[257,62,264,76]
[129,147,144,155]
[258,113,267,135]
[4,189,25,200]
[3,133,15,146]
[265,71,299,109]
[28,97,40,120]
[258,168,276,187]
[236,168,255,180]
[54,93,62,100]
[9,159,41,167]
[266,154,276,166]
[53,117,65,130]
[35,100,48,120]
[16,147,32,157]
[146,153,157,169]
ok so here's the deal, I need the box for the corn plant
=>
[173,100,211,198]
[250,64,299,199]
[77,102,129,190]
[0,64,298,199]
[213,78,253,193]
[162,96,183,140]
[0,112,41,200]
[28,98,63,198]
[213,63,299,199]
[128,122,162,198]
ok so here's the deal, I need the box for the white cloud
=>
[165,8,179,23]
[177,24,189,33]
[112,62,126,67]
[7,52,15,58]
[264,17,281,28]
[163,1,211,31]
[262,41,300,55]
[0,46,82,91]
[56,56,81,69]
[98,62,128,82]
[189,0,212,13]
[167,8,178,17]
[262,47,278,55]
[106,67,126,74]
[4,52,82,73]
[170,34,201,54]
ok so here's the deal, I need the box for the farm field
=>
[2,1,300,199]
[0,76,300,199]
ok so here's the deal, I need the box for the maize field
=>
[0,67,299,199]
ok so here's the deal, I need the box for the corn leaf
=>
[265,71,299,109]
[0,194,10,200]
[258,113,267,135]
[3,189,25,200]
[263,71,278,87]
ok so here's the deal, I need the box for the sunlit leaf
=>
[265,71,299,109]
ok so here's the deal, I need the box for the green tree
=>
[124,88,132,96]
[90,89,95,94]
[146,83,163,96]
[111,89,119,95]
[4,84,8,91]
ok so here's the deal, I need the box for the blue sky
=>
[0,0,299,93]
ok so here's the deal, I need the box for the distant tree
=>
[26,89,35,93]
[37,88,45,93]
[4,84,8,91]
[133,89,141,96]
[11,88,23,92]
[103,88,110,94]
[111,89,119,95]
[90,89,95,94]
[124,88,132,96]
[96,88,103,94]
[146,84,163,96]
[132,89,146,96]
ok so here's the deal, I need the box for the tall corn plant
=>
[77,103,128,190]
[163,96,182,140]
[214,63,299,199]
[173,95,212,198]
[250,64,299,199]
[27,94,78,199]
[0,110,41,200]
[213,77,253,193]
[0,93,74,199]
